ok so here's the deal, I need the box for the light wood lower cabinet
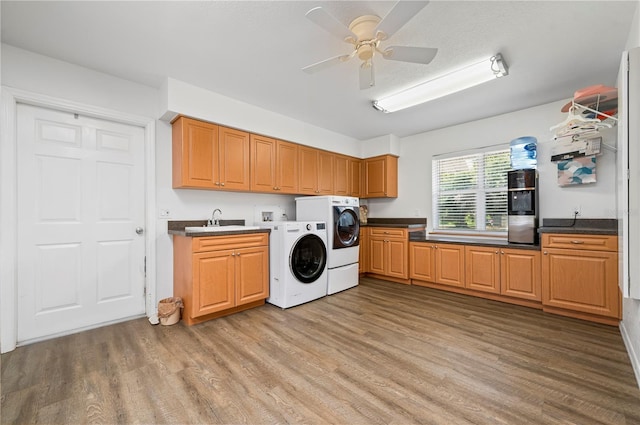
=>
[359,227,368,274]
[542,233,620,323]
[410,242,465,288]
[173,233,269,325]
[465,246,541,300]
[368,227,408,281]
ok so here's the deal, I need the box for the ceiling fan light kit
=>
[372,54,509,113]
[302,1,436,89]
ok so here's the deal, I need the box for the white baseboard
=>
[620,322,640,389]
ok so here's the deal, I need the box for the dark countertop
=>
[168,220,270,237]
[361,218,427,229]
[538,218,618,235]
[409,232,540,250]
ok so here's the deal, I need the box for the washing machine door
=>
[290,234,327,283]
[333,207,360,249]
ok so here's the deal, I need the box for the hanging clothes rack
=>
[550,96,618,141]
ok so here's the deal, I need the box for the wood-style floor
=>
[2,277,640,424]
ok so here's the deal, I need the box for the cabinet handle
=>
[501,250,504,255]
[543,251,548,255]
[231,253,236,256]
[495,250,499,254]
[570,240,584,244]
[221,182,225,186]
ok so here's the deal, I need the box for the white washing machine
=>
[296,196,360,294]
[258,221,328,308]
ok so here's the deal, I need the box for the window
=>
[432,147,510,233]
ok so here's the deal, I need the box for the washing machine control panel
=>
[316,223,325,230]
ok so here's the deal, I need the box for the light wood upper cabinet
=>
[363,154,398,198]
[172,116,219,188]
[251,135,298,193]
[218,126,251,191]
[276,140,299,193]
[334,154,350,196]
[298,146,319,195]
[542,233,619,320]
[318,150,334,195]
[250,134,277,193]
[172,117,250,191]
[349,158,362,198]
[298,146,334,195]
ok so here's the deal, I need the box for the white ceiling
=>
[1,1,637,140]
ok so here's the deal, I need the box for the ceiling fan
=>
[302,1,438,90]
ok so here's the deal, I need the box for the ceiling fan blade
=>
[375,1,430,40]
[306,7,357,43]
[302,54,353,74]
[359,61,375,90]
[383,46,438,64]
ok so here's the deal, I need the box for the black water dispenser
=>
[507,169,538,244]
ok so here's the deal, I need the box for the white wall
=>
[367,100,618,226]
[621,1,640,388]
[161,78,360,157]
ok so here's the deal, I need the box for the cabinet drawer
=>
[369,227,407,238]
[542,234,617,252]
[193,233,269,253]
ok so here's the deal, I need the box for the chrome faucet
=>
[209,208,222,226]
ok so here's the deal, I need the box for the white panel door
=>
[16,104,146,342]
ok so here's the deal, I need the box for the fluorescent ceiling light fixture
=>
[372,54,509,113]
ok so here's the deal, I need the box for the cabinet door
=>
[192,250,235,317]
[318,151,335,195]
[349,158,362,198]
[465,246,500,294]
[219,126,250,191]
[364,156,386,198]
[364,155,398,198]
[435,243,465,287]
[172,117,219,188]
[359,227,368,273]
[410,243,436,282]
[369,237,386,275]
[235,246,269,305]
[276,140,299,193]
[542,248,619,318]
[501,249,541,301]
[250,134,277,193]
[298,146,319,195]
[334,154,350,196]
[387,239,408,279]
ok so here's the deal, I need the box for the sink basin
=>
[185,225,260,233]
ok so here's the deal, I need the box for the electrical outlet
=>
[572,205,581,217]
[159,209,171,218]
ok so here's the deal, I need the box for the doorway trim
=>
[1,86,157,353]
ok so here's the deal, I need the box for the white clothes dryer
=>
[258,221,328,308]
[296,196,360,294]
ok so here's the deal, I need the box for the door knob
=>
[135,227,144,235]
